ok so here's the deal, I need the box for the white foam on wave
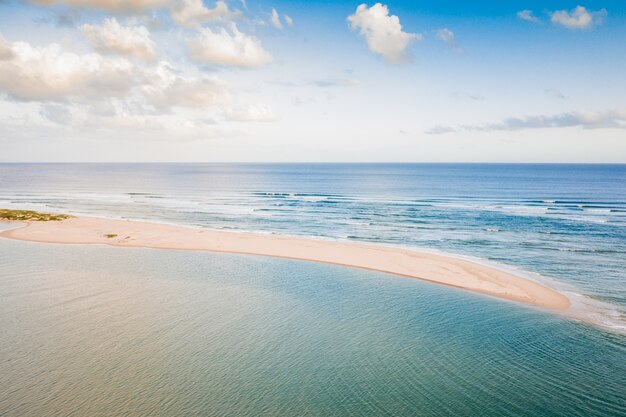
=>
[372,242,626,335]
[564,291,626,334]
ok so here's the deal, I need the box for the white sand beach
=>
[0,215,571,310]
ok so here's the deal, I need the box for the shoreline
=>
[0,215,571,311]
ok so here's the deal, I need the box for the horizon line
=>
[1,161,625,165]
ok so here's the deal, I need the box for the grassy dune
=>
[0,209,71,222]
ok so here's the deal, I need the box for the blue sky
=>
[0,0,624,162]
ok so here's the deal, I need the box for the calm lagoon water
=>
[0,163,625,415]
[0,236,625,416]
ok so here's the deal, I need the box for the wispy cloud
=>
[33,8,83,27]
[270,8,282,29]
[452,92,485,101]
[426,109,626,134]
[348,3,422,64]
[310,78,361,88]
[224,103,275,122]
[544,88,567,99]
[425,125,457,135]
[284,14,294,29]
[268,78,361,88]
[550,6,607,30]
[40,103,72,124]
[517,10,540,23]
[436,28,460,51]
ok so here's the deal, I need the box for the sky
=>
[0,0,624,162]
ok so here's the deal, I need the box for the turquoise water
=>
[0,235,625,416]
[1,163,625,330]
[0,164,625,415]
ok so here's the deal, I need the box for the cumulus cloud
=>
[29,0,168,13]
[348,3,422,64]
[550,6,607,30]
[224,103,275,122]
[0,33,13,60]
[426,109,626,134]
[517,10,539,23]
[141,62,231,109]
[169,0,242,28]
[0,36,136,102]
[80,18,155,61]
[270,8,282,29]
[186,23,272,68]
[0,33,234,117]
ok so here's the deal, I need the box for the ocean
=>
[0,163,625,416]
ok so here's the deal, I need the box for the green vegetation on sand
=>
[0,209,71,222]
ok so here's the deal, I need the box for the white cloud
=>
[80,18,156,61]
[169,0,242,28]
[436,28,454,44]
[517,10,539,23]
[550,6,607,30]
[141,62,231,109]
[253,18,267,27]
[186,23,272,68]
[348,3,422,64]
[0,33,233,116]
[436,28,460,50]
[0,33,13,60]
[270,8,282,29]
[29,0,168,13]
[284,14,294,29]
[426,109,626,134]
[0,35,136,102]
[224,103,275,122]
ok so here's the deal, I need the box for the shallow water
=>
[1,163,624,330]
[0,237,624,417]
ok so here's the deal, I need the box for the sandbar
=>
[0,215,571,310]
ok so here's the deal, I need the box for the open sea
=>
[0,163,625,416]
